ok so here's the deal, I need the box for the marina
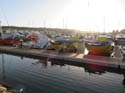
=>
[0,26,125,93]
[0,0,125,92]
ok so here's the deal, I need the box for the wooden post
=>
[20,39,23,48]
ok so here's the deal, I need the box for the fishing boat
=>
[23,32,50,49]
[106,34,114,42]
[0,32,25,45]
[48,39,79,52]
[85,36,113,55]
[115,34,125,45]
[0,22,24,46]
[48,35,82,52]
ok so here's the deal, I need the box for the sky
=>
[0,0,125,32]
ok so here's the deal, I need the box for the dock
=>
[0,45,125,69]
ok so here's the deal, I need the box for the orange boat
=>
[86,43,113,55]
[85,40,113,55]
[85,35,114,55]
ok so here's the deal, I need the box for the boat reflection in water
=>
[33,58,106,75]
[84,63,106,75]
[1,54,125,93]
[33,55,125,87]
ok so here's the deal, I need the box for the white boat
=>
[23,32,50,49]
[115,34,125,45]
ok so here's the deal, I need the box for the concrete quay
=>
[0,45,125,69]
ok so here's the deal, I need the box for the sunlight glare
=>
[58,0,125,32]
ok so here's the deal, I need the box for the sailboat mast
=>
[0,20,2,32]
[0,20,2,38]
[103,16,105,34]
[62,18,64,29]
[44,19,46,28]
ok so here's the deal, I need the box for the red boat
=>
[0,38,21,45]
[0,33,24,45]
[0,22,24,46]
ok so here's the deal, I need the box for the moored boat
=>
[47,34,84,52]
[0,33,24,45]
[48,39,79,52]
[115,34,125,45]
[85,36,113,55]
[0,22,25,46]
[23,32,50,49]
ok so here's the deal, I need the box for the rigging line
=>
[0,6,9,26]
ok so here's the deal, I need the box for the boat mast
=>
[43,17,47,34]
[0,20,2,38]
[0,20,1,32]
[103,16,105,34]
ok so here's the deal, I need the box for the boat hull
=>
[86,45,113,55]
[0,38,20,45]
[49,43,78,52]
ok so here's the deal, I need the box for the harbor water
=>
[0,53,125,93]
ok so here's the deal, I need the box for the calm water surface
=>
[0,53,125,93]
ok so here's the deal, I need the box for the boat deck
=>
[0,45,125,69]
